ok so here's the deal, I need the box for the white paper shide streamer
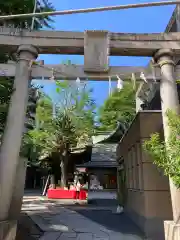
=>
[140,72,147,83]
[116,75,123,91]
[76,77,81,83]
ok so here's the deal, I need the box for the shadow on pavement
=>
[69,207,145,238]
[21,195,145,239]
[16,213,43,240]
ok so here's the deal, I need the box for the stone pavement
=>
[22,196,145,240]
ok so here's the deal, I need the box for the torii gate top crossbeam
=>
[1,28,180,56]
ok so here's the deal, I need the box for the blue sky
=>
[34,0,175,107]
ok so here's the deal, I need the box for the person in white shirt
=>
[76,180,81,199]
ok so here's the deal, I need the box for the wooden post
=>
[0,45,38,239]
[154,49,180,239]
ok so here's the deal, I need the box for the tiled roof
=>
[76,143,118,168]
[77,161,117,168]
[91,143,117,162]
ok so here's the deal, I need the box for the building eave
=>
[118,110,162,146]
[165,7,177,33]
[39,146,89,160]
[92,123,124,145]
[76,162,118,169]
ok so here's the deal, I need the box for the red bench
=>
[47,188,76,199]
[47,188,87,200]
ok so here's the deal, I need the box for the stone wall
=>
[117,111,173,240]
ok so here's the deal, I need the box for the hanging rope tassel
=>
[108,76,112,96]
[116,75,123,91]
[76,77,81,90]
[131,73,136,90]
[28,60,34,70]
[50,68,55,81]
[150,60,157,82]
[31,0,37,30]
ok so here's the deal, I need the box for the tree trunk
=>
[60,154,68,188]
[50,175,56,189]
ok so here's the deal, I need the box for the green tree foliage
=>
[143,110,180,188]
[0,0,55,136]
[0,0,55,29]
[24,81,96,187]
[97,82,136,133]
[0,78,14,134]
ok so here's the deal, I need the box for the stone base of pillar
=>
[0,220,17,240]
[8,157,27,220]
[164,221,180,240]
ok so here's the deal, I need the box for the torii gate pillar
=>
[0,45,38,239]
[154,49,180,239]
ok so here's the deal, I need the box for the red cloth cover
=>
[47,189,76,199]
[79,190,87,200]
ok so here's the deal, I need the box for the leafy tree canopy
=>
[97,82,136,133]
[23,80,96,186]
[0,0,55,135]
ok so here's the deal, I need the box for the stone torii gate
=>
[0,28,180,239]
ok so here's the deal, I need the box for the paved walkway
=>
[22,195,145,240]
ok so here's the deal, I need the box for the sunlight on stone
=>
[51,224,69,231]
